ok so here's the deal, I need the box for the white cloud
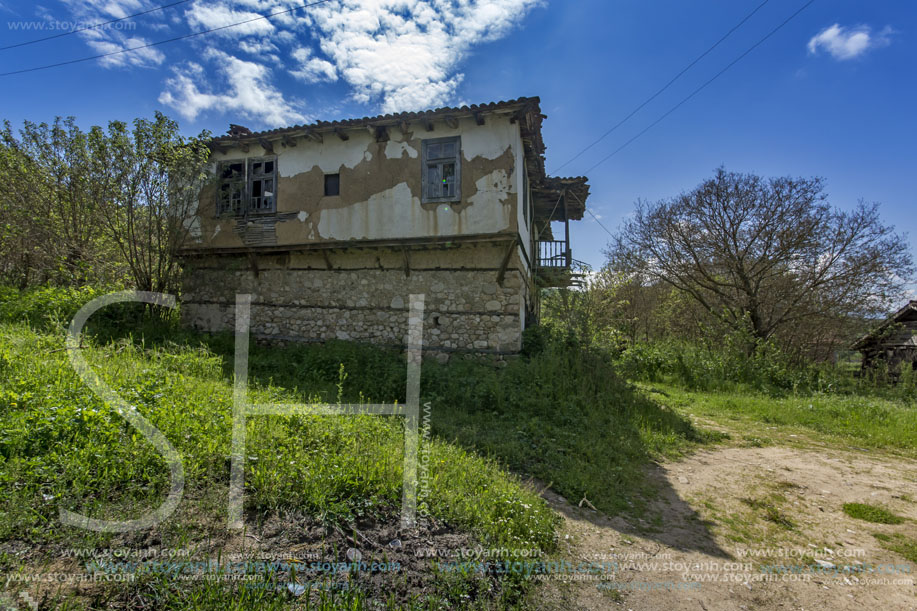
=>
[61,0,543,124]
[184,1,275,37]
[158,49,306,126]
[61,0,166,67]
[85,35,166,68]
[306,0,543,112]
[238,38,280,55]
[807,23,893,60]
[290,47,338,83]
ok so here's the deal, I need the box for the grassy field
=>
[640,383,917,454]
[0,321,556,608]
[0,287,714,608]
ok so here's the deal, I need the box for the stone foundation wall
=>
[180,244,531,357]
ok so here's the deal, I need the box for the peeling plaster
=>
[197,115,521,248]
[469,169,512,208]
[385,139,418,159]
[279,132,375,174]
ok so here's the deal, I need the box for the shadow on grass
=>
[89,313,728,555]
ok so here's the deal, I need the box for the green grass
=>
[643,384,917,453]
[842,503,905,525]
[873,533,917,563]
[740,495,795,529]
[427,348,720,515]
[0,322,555,607]
[0,285,724,606]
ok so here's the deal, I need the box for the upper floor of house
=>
[182,97,589,278]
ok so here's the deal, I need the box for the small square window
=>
[324,173,340,196]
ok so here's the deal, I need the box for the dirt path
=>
[533,445,917,610]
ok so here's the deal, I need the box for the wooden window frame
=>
[324,173,340,197]
[215,156,278,217]
[421,136,461,204]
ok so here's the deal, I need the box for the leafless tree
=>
[606,168,914,354]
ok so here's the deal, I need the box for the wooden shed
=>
[852,300,917,371]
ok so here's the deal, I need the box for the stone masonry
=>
[180,244,531,358]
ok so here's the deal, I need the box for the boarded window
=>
[324,173,340,196]
[421,136,461,203]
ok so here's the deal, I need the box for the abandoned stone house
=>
[178,97,589,358]
[852,300,917,372]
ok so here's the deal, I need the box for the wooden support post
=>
[247,251,259,278]
[563,190,571,268]
[496,238,517,287]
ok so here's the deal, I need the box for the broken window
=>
[248,158,276,213]
[324,173,340,196]
[422,136,461,203]
[215,157,278,216]
[217,160,245,215]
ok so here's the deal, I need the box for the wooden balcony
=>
[536,240,571,269]
[535,240,577,287]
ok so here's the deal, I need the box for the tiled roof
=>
[212,97,542,142]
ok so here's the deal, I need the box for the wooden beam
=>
[444,115,458,129]
[259,138,274,154]
[496,238,517,287]
[334,128,349,141]
[402,247,410,277]
[370,125,388,142]
[509,109,527,124]
[247,251,260,278]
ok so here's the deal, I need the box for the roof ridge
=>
[214,96,541,142]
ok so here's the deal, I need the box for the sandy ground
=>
[533,444,917,610]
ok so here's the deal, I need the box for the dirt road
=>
[534,444,917,610]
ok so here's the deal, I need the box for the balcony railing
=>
[537,240,571,269]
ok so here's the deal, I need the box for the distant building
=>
[852,300,917,371]
[178,97,589,359]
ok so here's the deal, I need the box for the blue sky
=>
[1,0,914,276]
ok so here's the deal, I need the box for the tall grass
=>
[614,337,917,400]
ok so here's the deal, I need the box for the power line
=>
[0,0,333,77]
[581,0,817,177]
[552,0,771,174]
[0,0,193,51]
[585,207,615,238]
